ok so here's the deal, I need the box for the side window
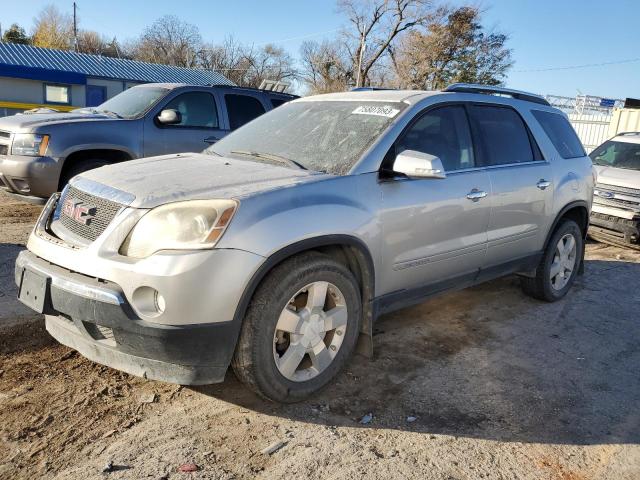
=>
[397,105,475,172]
[225,94,266,130]
[532,110,586,159]
[469,105,534,166]
[270,98,287,108]
[163,92,218,128]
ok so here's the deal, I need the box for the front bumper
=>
[589,211,640,246]
[15,250,242,384]
[0,154,60,198]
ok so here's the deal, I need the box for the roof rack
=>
[616,131,640,136]
[205,83,297,97]
[444,83,550,106]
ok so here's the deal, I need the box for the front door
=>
[379,105,491,295]
[467,104,553,267]
[143,90,227,157]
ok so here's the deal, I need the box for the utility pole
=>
[73,2,78,52]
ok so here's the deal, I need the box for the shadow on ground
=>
[196,258,640,447]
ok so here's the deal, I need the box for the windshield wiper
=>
[230,150,307,170]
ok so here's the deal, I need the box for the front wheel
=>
[232,252,362,402]
[521,219,583,302]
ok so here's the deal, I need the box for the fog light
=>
[12,178,30,192]
[131,286,165,317]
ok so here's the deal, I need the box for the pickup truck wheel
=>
[521,219,582,302]
[60,159,110,189]
[232,252,361,403]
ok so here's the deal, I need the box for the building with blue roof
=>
[0,43,233,116]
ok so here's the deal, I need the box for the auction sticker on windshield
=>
[352,105,400,118]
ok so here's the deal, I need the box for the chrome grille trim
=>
[595,182,640,197]
[57,186,125,242]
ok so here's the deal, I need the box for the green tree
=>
[2,23,31,44]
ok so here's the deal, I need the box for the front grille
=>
[58,185,124,241]
[596,182,640,197]
[593,196,640,212]
[0,130,10,139]
[0,144,7,155]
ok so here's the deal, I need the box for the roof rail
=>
[350,87,396,92]
[205,83,297,97]
[444,83,550,106]
[616,131,640,136]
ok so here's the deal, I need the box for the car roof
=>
[612,132,640,144]
[133,83,297,98]
[294,89,439,104]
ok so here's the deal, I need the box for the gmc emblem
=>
[62,198,96,225]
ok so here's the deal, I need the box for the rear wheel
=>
[521,219,583,302]
[232,252,361,402]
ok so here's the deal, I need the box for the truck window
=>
[225,94,266,130]
[163,92,218,128]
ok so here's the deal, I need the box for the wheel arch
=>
[231,234,376,356]
[543,201,590,276]
[59,148,134,189]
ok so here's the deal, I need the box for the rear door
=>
[379,104,491,294]
[468,104,553,267]
[143,89,226,157]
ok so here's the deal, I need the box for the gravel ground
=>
[0,190,639,480]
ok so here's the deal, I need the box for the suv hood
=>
[594,165,640,189]
[77,153,331,208]
[0,111,117,132]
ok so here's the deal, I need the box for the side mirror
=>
[393,150,446,179]
[157,109,182,125]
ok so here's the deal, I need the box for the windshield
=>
[590,140,640,171]
[206,100,406,175]
[76,86,168,119]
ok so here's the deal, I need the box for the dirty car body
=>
[589,132,640,249]
[16,85,594,402]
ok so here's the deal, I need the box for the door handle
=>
[204,136,220,144]
[466,189,488,202]
[536,179,551,190]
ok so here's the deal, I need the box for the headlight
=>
[119,199,238,258]
[11,133,50,156]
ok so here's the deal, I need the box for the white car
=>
[590,132,640,249]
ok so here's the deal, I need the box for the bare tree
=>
[198,37,297,88]
[299,40,352,94]
[77,30,106,55]
[338,0,435,87]
[130,15,202,67]
[31,4,74,50]
[392,6,512,89]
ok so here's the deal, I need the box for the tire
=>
[232,251,362,403]
[521,219,583,302]
[60,158,110,190]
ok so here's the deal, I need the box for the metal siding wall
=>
[608,108,640,137]
[567,112,613,152]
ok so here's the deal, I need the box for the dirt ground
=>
[1,189,639,480]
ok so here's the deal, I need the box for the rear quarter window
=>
[532,110,586,159]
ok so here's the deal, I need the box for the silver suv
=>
[16,84,594,402]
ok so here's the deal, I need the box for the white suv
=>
[590,132,640,249]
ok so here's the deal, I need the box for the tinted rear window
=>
[270,98,288,108]
[225,94,266,130]
[469,105,534,166]
[532,110,585,159]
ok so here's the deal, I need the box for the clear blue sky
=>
[3,0,639,99]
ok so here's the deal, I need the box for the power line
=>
[514,57,640,73]
[252,28,341,47]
